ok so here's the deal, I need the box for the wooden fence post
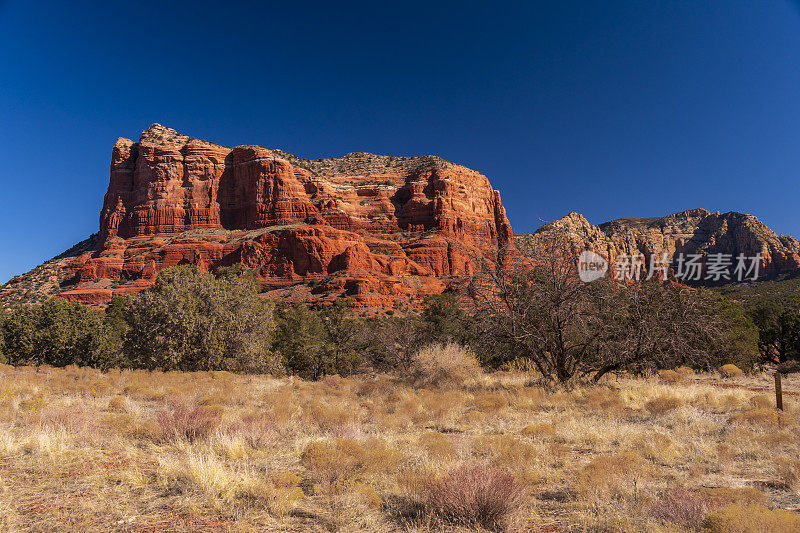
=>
[775,371,784,411]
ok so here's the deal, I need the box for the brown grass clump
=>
[107,396,127,412]
[300,438,403,486]
[635,432,679,464]
[658,369,682,383]
[411,343,481,388]
[700,486,767,508]
[645,395,683,416]
[123,385,165,402]
[730,408,796,428]
[0,474,17,531]
[101,412,159,439]
[580,387,626,415]
[81,378,112,398]
[155,403,221,441]
[576,452,648,499]
[198,393,229,407]
[776,457,800,489]
[419,464,528,531]
[521,423,555,439]
[302,401,359,432]
[473,392,509,413]
[419,389,465,421]
[472,435,537,472]
[703,503,800,532]
[719,364,744,378]
[266,396,297,427]
[513,386,546,411]
[748,394,772,409]
[419,432,458,460]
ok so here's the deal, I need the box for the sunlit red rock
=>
[55,124,514,308]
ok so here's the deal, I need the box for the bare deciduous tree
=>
[469,231,728,384]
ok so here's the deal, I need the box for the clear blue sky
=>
[2,1,800,284]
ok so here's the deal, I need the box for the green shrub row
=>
[0,264,769,380]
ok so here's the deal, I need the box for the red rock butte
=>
[52,124,514,307]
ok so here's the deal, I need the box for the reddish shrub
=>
[650,486,768,530]
[155,403,220,441]
[422,465,527,531]
[225,413,276,448]
[41,403,96,432]
[650,487,710,530]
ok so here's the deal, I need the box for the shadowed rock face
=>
[515,208,800,281]
[22,124,513,308]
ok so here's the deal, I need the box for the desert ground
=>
[1,349,799,532]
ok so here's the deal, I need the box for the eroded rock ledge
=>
[45,124,515,308]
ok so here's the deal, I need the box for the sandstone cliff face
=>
[44,124,513,307]
[515,208,800,281]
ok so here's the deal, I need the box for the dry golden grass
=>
[0,363,798,531]
[659,369,683,383]
[703,503,800,532]
[646,394,683,415]
[418,431,458,460]
[720,364,745,378]
[410,343,481,388]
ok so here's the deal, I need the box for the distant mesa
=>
[0,124,514,308]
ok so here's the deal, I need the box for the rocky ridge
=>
[2,124,513,309]
[514,208,800,281]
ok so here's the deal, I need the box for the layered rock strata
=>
[25,124,514,308]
